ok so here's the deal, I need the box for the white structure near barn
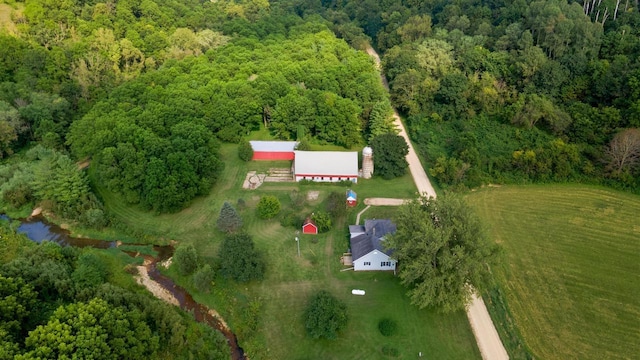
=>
[362,146,373,179]
[293,151,359,183]
[348,219,397,271]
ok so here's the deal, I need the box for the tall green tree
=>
[303,290,348,340]
[173,244,199,276]
[386,195,498,313]
[370,133,409,179]
[218,232,265,282]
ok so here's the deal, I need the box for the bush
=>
[236,198,246,210]
[256,195,281,219]
[289,190,305,209]
[193,264,215,293]
[80,208,107,229]
[325,191,346,219]
[378,318,398,337]
[304,290,348,340]
[279,210,304,228]
[238,140,253,161]
[311,211,331,233]
[174,244,198,276]
[381,345,399,357]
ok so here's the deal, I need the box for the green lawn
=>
[92,143,480,359]
[466,184,640,360]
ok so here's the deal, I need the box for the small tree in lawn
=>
[304,290,348,340]
[193,264,215,293]
[238,140,253,161]
[218,232,265,282]
[370,133,409,179]
[174,244,198,276]
[217,202,243,233]
[256,195,281,219]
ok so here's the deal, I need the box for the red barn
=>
[302,218,318,234]
[250,141,298,161]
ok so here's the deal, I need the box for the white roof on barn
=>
[250,141,298,152]
[294,151,358,176]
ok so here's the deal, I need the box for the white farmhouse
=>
[349,219,397,271]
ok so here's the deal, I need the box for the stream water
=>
[0,214,246,360]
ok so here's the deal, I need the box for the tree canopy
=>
[386,194,498,313]
[303,290,348,340]
[370,133,409,179]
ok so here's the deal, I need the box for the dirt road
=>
[365,47,437,199]
[366,45,509,360]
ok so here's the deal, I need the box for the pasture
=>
[466,185,640,360]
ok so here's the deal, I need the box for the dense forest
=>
[0,226,228,359]
[294,0,640,191]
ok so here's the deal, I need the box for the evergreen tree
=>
[216,202,243,233]
[218,233,265,282]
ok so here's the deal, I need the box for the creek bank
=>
[0,213,246,360]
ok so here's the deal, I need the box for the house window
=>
[381,261,391,267]
[364,262,371,266]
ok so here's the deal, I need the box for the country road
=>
[365,45,509,360]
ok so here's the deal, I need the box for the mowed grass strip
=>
[466,184,640,360]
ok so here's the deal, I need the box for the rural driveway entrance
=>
[366,45,509,360]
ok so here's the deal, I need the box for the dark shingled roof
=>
[350,219,396,261]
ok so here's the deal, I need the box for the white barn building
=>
[349,219,397,271]
[293,151,358,183]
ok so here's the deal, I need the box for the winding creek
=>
[0,214,246,360]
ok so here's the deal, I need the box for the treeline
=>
[288,0,640,191]
[0,225,228,359]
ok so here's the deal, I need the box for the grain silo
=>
[362,146,373,179]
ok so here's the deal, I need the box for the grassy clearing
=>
[466,184,640,360]
[95,143,480,359]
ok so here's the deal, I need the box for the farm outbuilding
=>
[349,219,397,271]
[293,151,358,183]
[346,189,357,207]
[250,141,298,161]
[302,218,318,234]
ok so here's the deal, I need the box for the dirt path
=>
[366,45,508,360]
[365,46,437,199]
[363,198,409,206]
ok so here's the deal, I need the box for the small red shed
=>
[302,218,318,234]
